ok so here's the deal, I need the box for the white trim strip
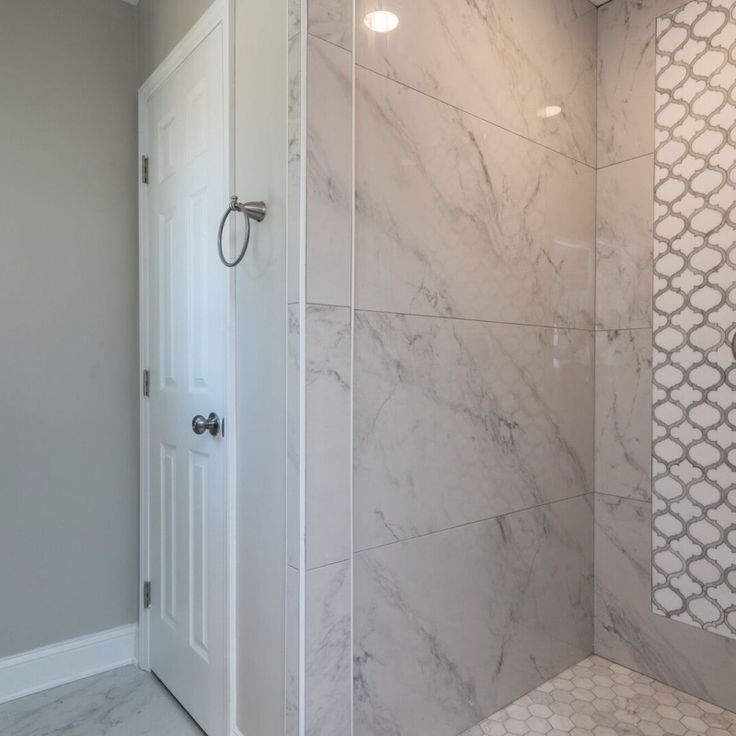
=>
[0,624,137,705]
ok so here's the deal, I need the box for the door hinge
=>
[143,581,152,609]
[143,369,150,397]
[141,155,149,184]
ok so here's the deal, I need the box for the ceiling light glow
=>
[537,105,563,119]
[364,10,399,32]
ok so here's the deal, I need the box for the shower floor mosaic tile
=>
[463,656,736,736]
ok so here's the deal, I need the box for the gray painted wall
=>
[0,0,138,657]
[137,0,213,83]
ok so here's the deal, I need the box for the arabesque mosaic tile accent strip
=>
[652,0,736,640]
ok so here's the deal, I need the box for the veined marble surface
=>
[286,565,300,736]
[307,36,352,307]
[355,0,597,165]
[307,0,352,51]
[287,305,300,570]
[354,310,594,549]
[306,305,351,568]
[463,654,736,736]
[596,155,654,329]
[594,493,736,713]
[0,666,203,736]
[306,560,351,736]
[355,68,595,329]
[597,0,689,167]
[595,329,653,502]
[354,495,594,736]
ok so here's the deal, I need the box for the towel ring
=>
[217,196,267,268]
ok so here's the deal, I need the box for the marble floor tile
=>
[0,666,203,736]
[354,495,593,736]
[356,67,595,329]
[462,655,736,736]
[355,0,597,165]
[354,311,594,549]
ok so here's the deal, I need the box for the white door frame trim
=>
[137,2,236,734]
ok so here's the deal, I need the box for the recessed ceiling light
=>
[364,10,399,33]
[537,105,563,119]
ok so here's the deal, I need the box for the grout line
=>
[595,490,650,504]
[306,30,351,55]
[597,150,654,172]
[355,63,597,171]
[305,557,351,573]
[354,492,594,556]
[354,306,597,333]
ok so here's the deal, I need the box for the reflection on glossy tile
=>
[594,494,736,713]
[307,36,352,306]
[597,0,687,167]
[595,330,652,502]
[354,495,593,736]
[354,310,593,549]
[0,666,203,736]
[462,654,736,736]
[306,305,351,568]
[596,155,654,329]
[355,0,597,164]
[308,0,352,50]
[306,561,351,736]
[355,68,595,328]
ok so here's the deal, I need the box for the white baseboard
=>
[0,624,137,705]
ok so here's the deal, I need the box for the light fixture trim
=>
[364,10,400,32]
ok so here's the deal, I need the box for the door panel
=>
[145,23,226,736]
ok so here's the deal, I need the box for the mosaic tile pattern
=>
[651,0,736,640]
[462,656,736,736]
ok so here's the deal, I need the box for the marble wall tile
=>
[594,493,736,712]
[596,155,654,329]
[355,68,595,328]
[595,329,653,502]
[355,0,597,165]
[306,560,351,736]
[306,305,351,568]
[597,0,688,167]
[287,305,300,570]
[308,0,352,51]
[286,565,300,736]
[307,36,352,307]
[288,0,301,304]
[354,310,594,549]
[354,495,594,736]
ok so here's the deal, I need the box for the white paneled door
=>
[143,22,227,736]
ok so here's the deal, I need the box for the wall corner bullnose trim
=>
[0,624,138,705]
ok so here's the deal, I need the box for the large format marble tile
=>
[354,310,594,549]
[354,495,594,736]
[0,666,203,736]
[596,155,654,329]
[307,36,352,307]
[306,305,351,568]
[287,6,301,305]
[355,0,597,165]
[594,494,736,713]
[306,560,351,736]
[595,329,653,502]
[355,68,595,328]
[308,0,352,51]
[597,0,688,167]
